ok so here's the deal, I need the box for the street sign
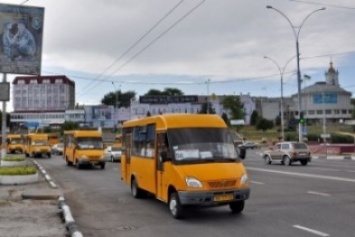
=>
[321,134,331,138]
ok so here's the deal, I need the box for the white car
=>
[104,146,122,162]
[51,143,64,155]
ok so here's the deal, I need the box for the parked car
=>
[262,141,311,166]
[104,146,122,162]
[51,143,64,155]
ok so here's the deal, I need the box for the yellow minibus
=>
[6,134,24,154]
[121,113,250,219]
[23,133,51,158]
[63,129,105,169]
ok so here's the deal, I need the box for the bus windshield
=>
[167,128,239,164]
[10,138,22,144]
[77,137,104,149]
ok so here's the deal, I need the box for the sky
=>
[1,0,355,112]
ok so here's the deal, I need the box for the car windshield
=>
[167,128,239,164]
[77,137,104,149]
[112,147,121,151]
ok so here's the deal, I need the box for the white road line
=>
[250,181,264,185]
[345,170,355,173]
[293,225,329,236]
[307,191,330,197]
[310,167,340,172]
[247,167,355,183]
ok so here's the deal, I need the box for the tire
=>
[230,200,245,214]
[264,155,271,165]
[300,160,308,166]
[131,178,145,198]
[100,163,105,169]
[111,156,114,162]
[25,153,29,158]
[75,160,81,169]
[169,192,184,219]
[47,153,51,158]
[66,157,71,166]
[282,156,291,166]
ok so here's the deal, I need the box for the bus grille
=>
[208,180,236,189]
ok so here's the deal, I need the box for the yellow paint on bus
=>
[121,113,250,219]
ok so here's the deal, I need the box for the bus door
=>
[123,133,132,182]
[156,133,169,199]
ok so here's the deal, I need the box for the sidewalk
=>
[0,159,82,237]
[311,153,355,161]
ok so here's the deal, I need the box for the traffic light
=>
[299,112,306,125]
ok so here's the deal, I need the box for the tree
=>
[144,87,184,96]
[256,118,274,131]
[101,90,136,108]
[0,110,11,131]
[222,96,244,119]
[250,110,259,126]
[60,121,79,135]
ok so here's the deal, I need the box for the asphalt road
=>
[36,151,355,237]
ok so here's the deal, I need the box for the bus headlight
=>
[240,173,248,184]
[186,177,202,188]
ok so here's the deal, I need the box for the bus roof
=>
[123,113,227,130]
[64,130,102,137]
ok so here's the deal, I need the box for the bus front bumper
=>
[178,188,250,206]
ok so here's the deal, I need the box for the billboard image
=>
[0,3,44,75]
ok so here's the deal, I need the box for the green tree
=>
[101,90,136,108]
[250,110,259,126]
[256,118,274,131]
[145,89,163,96]
[60,121,79,135]
[222,96,244,119]
[144,88,184,96]
[0,111,11,131]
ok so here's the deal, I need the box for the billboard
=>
[0,3,44,75]
[139,95,198,104]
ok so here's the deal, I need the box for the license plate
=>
[214,193,234,202]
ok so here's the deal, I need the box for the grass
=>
[2,154,26,162]
[0,165,37,176]
[233,124,354,142]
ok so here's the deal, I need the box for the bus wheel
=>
[100,163,105,169]
[76,160,81,169]
[66,157,71,166]
[229,200,245,214]
[169,192,184,219]
[131,178,145,198]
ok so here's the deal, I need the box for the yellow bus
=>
[6,134,24,154]
[63,129,106,169]
[121,114,250,219]
[23,133,51,158]
[47,133,60,147]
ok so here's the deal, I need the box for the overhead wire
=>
[77,0,185,96]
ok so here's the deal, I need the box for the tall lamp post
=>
[266,5,325,142]
[264,55,297,141]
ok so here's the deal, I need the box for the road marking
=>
[250,181,264,185]
[311,167,340,172]
[307,191,330,197]
[293,225,329,236]
[247,167,355,183]
[345,170,355,173]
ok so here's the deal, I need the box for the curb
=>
[311,155,355,161]
[32,159,83,237]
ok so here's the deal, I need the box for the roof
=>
[12,75,75,87]
[302,82,351,95]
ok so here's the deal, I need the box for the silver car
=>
[104,146,122,162]
[262,141,311,166]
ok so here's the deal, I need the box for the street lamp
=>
[266,5,325,142]
[264,55,297,141]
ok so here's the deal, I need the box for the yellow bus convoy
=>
[23,133,51,158]
[121,114,250,219]
[63,130,106,169]
[6,134,24,154]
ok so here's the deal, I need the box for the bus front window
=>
[167,128,239,163]
[77,137,104,149]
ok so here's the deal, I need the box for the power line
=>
[105,0,207,81]
[290,0,355,10]
[77,0,185,96]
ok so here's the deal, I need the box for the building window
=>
[316,110,323,115]
[334,109,340,114]
[342,110,347,114]
[325,110,332,115]
[308,110,315,115]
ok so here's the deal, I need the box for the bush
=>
[0,166,37,175]
[3,154,26,162]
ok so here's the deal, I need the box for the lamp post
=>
[264,55,297,141]
[266,5,325,142]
